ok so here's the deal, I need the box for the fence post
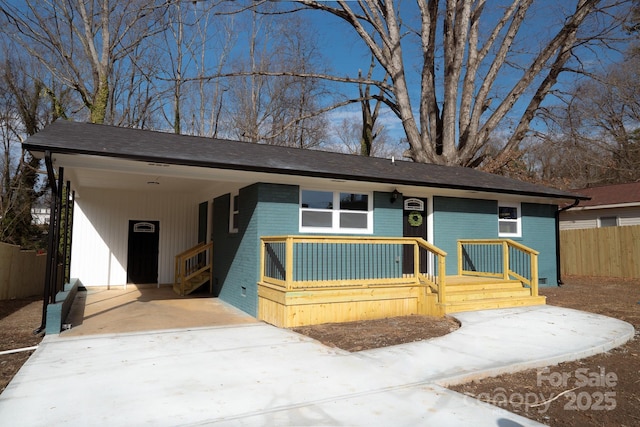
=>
[457,241,463,275]
[285,236,294,290]
[502,241,509,280]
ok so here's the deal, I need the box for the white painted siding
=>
[71,188,210,286]
[560,206,640,230]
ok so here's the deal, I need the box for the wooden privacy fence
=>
[0,242,47,299]
[560,225,640,278]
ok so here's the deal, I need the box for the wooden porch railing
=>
[174,242,213,296]
[457,239,539,297]
[260,235,447,298]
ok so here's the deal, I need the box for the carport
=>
[61,285,258,337]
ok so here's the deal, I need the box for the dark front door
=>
[127,220,159,284]
[198,201,208,244]
[403,197,428,275]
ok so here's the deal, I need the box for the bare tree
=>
[532,50,640,187]
[159,0,235,137]
[0,0,165,124]
[288,0,631,169]
[224,8,330,147]
[0,58,50,247]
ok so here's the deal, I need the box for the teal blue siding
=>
[213,183,298,316]
[521,203,558,286]
[213,187,401,315]
[373,192,403,236]
[433,197,498,275]
[433,196,559,285]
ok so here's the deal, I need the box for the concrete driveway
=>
[0,305,634,426]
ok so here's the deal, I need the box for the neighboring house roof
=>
[24,120,585,201]
[570,182,640,209]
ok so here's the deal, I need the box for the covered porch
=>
[258,236,545,327]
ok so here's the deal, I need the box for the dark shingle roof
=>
[24,120,585,201]
[573,182,640,207]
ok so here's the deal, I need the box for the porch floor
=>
[61,285,258,337]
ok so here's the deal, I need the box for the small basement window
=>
[498,202,521,237]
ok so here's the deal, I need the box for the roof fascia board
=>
[568,202,640,211]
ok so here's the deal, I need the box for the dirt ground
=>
[1,276,638,426]
[0,296,43,393]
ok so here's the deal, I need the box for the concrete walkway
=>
[0,305,634,426]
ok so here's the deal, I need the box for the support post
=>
[285,236,294,290]
[438,255,447,304]
[531,253,539,297]
[37,152,59,334]
[502,241,509,280]
[413,241,420,284]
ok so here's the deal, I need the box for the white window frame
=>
[498,202,521,238]
[299,189,373,234]
[598,216,618,228]
[229,192,239,234]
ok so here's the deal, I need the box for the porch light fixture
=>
[390,189,400,203]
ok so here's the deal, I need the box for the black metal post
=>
[62,181,70,283]
[36,152,58,334]
[66,190,75,283]
[52,168,64,295]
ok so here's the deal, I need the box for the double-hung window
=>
[498,202,521,237]
[300,190,372,233]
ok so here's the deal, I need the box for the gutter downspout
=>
[35,151,58,334]
[555,198,581,286]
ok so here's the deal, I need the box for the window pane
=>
[499,221,517,234]
[233,195,239,211]
[499,206,517,220]
[301,190,333,209]
[600,216,617,227]
[302,211,332,227]
[340,212,368,229]
[340,193,368,211]
[232,213,239,229]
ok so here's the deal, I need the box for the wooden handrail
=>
[260,236,447,301]
[174,242,213,296]
[457,239,539,297]
[414,238,448,302]
[458,239,539,255]
[175,241,207,260]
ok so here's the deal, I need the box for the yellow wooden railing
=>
[259,235,447,298]
[457,239,539,297]
[174,242,213,295]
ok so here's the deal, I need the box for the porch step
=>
[173,272,211,296]
[445,286,531,302]
[446,279,524,292]
[439,295,546,314]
